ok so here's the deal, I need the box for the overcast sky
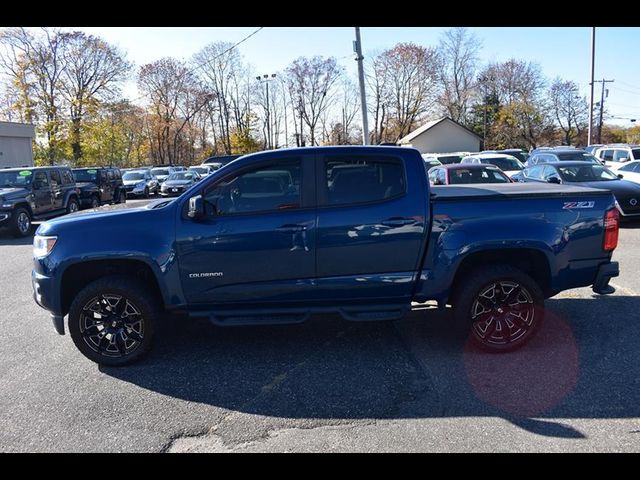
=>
[75,26,640,126]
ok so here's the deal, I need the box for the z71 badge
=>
[563,201,595,210]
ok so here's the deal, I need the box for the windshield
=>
[167,172,195,181]
[558,165,618,182]
[448,167,511,184]
[151,168,169,176]
[189,167,208,174]
[480,156,524,171]
[438,155,463,165]
[123,171,146,181]
[557,152,600,163]
[0,170,33,188]
[73,169,98,182]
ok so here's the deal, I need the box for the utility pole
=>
[282,81,288,148]
[594,78,615,144]
[257,74,276,149]
[354,27,370,145]
[588,27,596,146]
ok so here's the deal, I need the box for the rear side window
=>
[323,155,405,206]
[204,159,302,215]
[632,149,640,160]
[613,149,630,161]
[61,169,75,185]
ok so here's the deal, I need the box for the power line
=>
[615,80,640,92]
[189,27,264,76]
[610,86,640,97]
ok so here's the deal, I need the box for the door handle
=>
[381,217,415,227]
[276,224,308,233]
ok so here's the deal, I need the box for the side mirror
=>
[547,177,562,184]
[618,174,624,179]
[188,195,205,219]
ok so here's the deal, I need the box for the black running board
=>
[189,304,411,326]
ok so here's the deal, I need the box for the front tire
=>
[11,207,31,237]
[90,196,100,209]
[68,276,158,366]
[452,265,544,352]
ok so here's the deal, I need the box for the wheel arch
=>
[60,258,165,315]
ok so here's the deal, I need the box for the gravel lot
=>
[1,198,639,452]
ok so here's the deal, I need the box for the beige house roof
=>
[398,117,481,144]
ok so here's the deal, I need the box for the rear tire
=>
[68,275,158,366]
[11,207,31,237]
[66,198,79,215]
[452,265,544,352]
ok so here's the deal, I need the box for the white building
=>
[398,117,481,154]
[0,121,35,168]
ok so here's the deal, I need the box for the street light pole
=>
[257,74,276,149]
[588,27,596,146]
[354,27,370,145]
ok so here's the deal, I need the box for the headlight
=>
[33,235,58,258]
[136,181,146,188]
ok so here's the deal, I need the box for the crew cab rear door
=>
[314,152,428,302]
[176,153,317,305]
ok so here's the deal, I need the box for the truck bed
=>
[430,183,612,201]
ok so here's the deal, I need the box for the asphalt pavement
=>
[1,198,639,452]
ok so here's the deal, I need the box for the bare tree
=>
[548,78,588,146]
[437,27,481,125]
[285,56,343,146]
[368,43,440,142]
[365,50,389,144]
[138,58,212,164]
[193,42,245,154]
[59,31,131,163]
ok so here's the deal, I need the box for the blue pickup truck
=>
[31,146,620,365]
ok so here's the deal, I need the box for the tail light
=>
[603,208,619,251]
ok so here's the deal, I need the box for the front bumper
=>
[592,261,619,295]
[32,269,65,335]
[160,187,185,196]
[0,210,12,226]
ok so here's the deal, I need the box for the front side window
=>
[525,165,545,179]
[323,156,405,206]
[601,149,614,161]
[558,165,618,182]
[542,165,561,180]
[618,162,638,172]
[204,159,301,215]
[62,169,75,185]
[34,171,49,188]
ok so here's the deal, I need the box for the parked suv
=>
[526,147,602,167]
[594,144,640,168]
[0,166,80,237]
[72,167,126,209]
[122,169,159,198]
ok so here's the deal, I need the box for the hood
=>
[123,179,146,186]
[163,179,192,187]
[574,179,640,197]
[36,203,154,236]
[0,187,29,200]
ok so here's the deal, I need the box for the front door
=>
[176,155,317,305]
[314,153,428,302]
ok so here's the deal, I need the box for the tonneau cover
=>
[430,183,612,201]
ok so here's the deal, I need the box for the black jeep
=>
[0,166,81,237]
[72,167,126,209]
